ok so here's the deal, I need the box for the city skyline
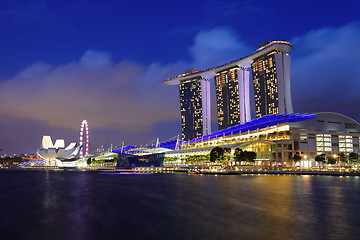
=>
[1,0,360,154]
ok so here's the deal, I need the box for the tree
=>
[234,148,244,163]
[338,153,347,165]
[210,147,225,162]
[292,154,301,166]
[246,151,256,163]
[315,154,325,162]
[315,154,326,168]
[234,149,256,165]
[223,147,231,154]
[223,147,231,161]
[327,157,337,165]
[232,148,257,165]
[349,152,359,163]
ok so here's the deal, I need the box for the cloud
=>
[291,22,360,120]
[0,51,181,133]
[0,26,249,154]
[0,115,77,155]
[189,27,251,69]
[0,26,248,132]
[79,50,112,69]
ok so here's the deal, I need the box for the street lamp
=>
[333,154,338,169]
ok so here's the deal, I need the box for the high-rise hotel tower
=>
[163,41,293,141]
[251,41,294,118]
[215,67,251,130]
[178,74,211,141]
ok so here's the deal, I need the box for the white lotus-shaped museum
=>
[37,135,81,160]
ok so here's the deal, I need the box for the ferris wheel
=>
[80,120,89,158]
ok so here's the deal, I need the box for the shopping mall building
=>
[162,112,360,167]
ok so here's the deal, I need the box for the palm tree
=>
[292,154,301,167]
[338,153,347,166]
[327,156,337,165]
[315,154,326,168]
[349,152,359,166]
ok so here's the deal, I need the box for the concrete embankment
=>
[162,168,360,176]
[13,167,360,176]
[195,170,360,176]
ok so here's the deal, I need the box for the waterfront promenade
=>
[93,166,360,176]
[8,163,360,177]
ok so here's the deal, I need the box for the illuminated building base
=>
[163,112,360,167]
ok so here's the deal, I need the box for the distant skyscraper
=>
[251,46,293,118]
[179,77,211,141]
[215,67,251,130]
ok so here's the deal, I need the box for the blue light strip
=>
[112,145,137,153]
[148,139,184,149]
[111,113,315,152]
[184,113,316,145]
[112,139,185,152]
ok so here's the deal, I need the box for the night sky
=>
[1,0,360,155]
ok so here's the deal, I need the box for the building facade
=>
[215,67,251,130]
[163,112,360,168]
[278,112,360,166]
[251,46,293,118]
[179,77,211,141]
[164,41,294,141]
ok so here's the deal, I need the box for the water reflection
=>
[248,176,296,239]
[1,171,360,240]
[71,173,93,240]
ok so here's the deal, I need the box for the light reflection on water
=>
[1,170,360,240]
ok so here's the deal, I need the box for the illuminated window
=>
[338,135,353,152]
[316,134,332,152]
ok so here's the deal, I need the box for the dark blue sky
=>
[1,0,360,154]
[1,0,358,77]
